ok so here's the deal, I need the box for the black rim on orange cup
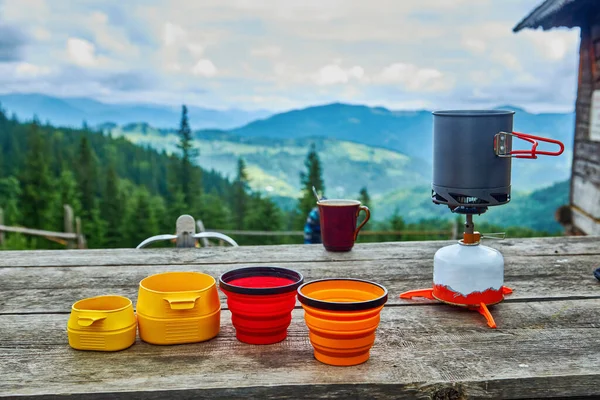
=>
[219,266,304,345]
[297,278,388,311]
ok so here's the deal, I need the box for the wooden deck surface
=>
[1,236,599,399]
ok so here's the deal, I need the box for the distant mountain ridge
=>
[1,94,575,222]
[229,102,574,189]
[0,93,271,130]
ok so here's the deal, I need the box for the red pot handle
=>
[494,131,564,159]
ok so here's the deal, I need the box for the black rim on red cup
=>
[219,266,304,295]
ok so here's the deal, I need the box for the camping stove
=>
[399,110,564,328]
[400,209,513,328]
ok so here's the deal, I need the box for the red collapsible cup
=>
[219,266,304,345]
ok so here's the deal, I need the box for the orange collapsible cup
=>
[297,279,388,366]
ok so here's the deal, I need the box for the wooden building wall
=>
[571,20,600,235]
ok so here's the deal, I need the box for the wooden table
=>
[1,236,599,399]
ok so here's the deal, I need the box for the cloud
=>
[0,24,27,61]
[251,46,281,58]
[15,62,51,77]
[192,59,217,77]
[67,38,96,66]
[521,29,579,61]
[315,64,364,85]
[164,22,186,46]
[463,38,486,54]
[376,63,452,92]
[0,0,581,112]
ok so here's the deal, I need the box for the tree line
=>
[0,104,552,250]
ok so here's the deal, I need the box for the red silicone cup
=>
[219,267,304,345]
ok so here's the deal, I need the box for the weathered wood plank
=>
[0,225,78,240]
[572,175,600,219]
[573,158,600,186]
[0,237,598,268]
[575,140,600,163]
[1,299,599,398]
[573,207,600,235]
[1,254,599,314]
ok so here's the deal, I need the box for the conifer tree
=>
[358,187,371,209]
[297,143,324,227]
[244,194,282,245]
[19,122,57,230]
[176,105,201,206]
[76,136,98,216]
[232,158,249,229]
[53,168,82,233]
[388,209,405,241]
[102,164,124,247]
[0,176,22,225]
[124,188,159,247]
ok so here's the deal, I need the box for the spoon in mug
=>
[312,186,322,202]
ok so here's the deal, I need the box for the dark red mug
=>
[318,200,370,252]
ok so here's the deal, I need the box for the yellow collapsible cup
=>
[137,271,221,345]
[67,295,137,352]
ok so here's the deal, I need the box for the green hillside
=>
[0,109,283,249]
[107,120,569,232]
[107,123,430,199]
[375,180,569,232]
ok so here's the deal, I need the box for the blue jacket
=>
[304,207,322,244]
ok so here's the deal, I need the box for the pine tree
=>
[176,105,201,206]
[85,205,107,248]
[244,194,282,245]
[0,176,22,225]
[358,187,371,209]
[19,122,57,230]
[102,164,124,248]
[76,136,98,216]
[232,158,249,229]
[297,143,324,228]
[389,209,405,241]
[196,191,231,233]
[124,188,159,248]
[54,168,82,233]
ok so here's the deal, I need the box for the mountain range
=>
[0,93,574,231]
[0,93,271,130]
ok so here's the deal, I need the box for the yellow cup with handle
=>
[137,271,221,345]
[67,295,137,351]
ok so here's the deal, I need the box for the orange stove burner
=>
[399,286,513,328]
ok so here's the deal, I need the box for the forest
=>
[0,105,556,250]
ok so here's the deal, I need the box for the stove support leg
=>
[399,288,435,300]
[476,302,497,329]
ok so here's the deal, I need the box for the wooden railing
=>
[0,205,86,249]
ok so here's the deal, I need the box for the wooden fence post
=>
[0,207,4,246]
[75,217,86,249]
[64,205,75,249]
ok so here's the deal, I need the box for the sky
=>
[0,0,581,113]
